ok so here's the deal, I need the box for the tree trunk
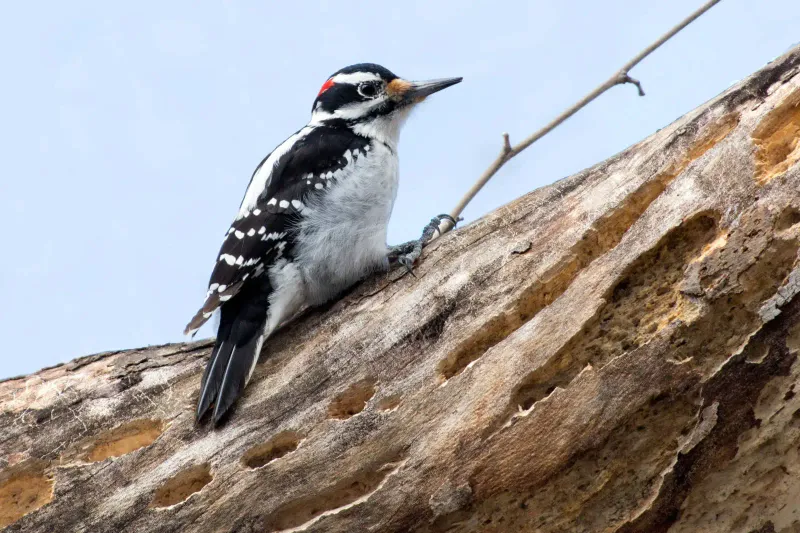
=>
[3,47,800,533]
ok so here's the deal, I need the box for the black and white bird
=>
[186,63,462,424]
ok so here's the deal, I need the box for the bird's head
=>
[310,63,462,146]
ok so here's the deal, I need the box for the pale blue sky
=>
[1,1,798,378]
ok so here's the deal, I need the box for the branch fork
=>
[435,0,722,238]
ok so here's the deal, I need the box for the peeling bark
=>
[3,47,800,533]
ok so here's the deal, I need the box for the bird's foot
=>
[387,214,460,276]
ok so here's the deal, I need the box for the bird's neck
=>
[309,108,412,152]
[350,114,404,152]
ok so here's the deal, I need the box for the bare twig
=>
[437,0,722,235]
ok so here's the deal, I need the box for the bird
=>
[185,63,462,424]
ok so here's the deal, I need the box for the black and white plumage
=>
[186,63,461,424]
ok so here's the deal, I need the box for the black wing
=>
[185,124,370,334]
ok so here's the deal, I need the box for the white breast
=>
[294,141,399,304]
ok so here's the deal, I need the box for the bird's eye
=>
[358,82,379,98]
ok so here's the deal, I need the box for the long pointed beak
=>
[391,77,462,103]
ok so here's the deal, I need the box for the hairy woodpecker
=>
[186,63,462,424]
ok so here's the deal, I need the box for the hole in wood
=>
[753,88,800,185]
[377,394,402,411]
[241,431,302,469]
[150,464,212,508]
[0,463,54,528]
[262,457,402,531]
[776,206,800,232]
[328,378,376,420]
[83,419,165,462]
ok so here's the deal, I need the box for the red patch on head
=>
[317,78,335,97]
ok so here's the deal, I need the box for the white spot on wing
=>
[238,126,313,218]
[264,231,286,241]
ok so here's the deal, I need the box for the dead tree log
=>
[3,46,800,533]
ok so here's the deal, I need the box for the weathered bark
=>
[3,47,800,533]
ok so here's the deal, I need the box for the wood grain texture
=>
[2,46,800,533]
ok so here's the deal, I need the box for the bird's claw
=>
[420,214,459,241]
[398,254,417,277]
[388,214,461,277]
[390,240,423,276]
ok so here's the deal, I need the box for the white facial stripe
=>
[310,109,334,122]
[335,98,387,119]
[331,72,382,85]
[310,96,389,124]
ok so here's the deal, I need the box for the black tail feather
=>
[196,338,231,421]
[196,283,271,424]
[212,331,263,424]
